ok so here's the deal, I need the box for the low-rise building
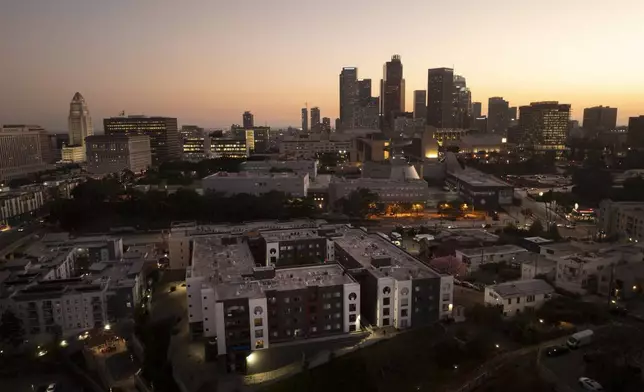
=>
[598,200,644,241]
[455,245,529,271]
[484,279,554,317]
[445,167,514,209]
[241,160,318,180]
[0,188,46,224]
[521,256,557,280]
[187,236,360,359]
[279,133,354,160]
[202,172,309,197]
[210,138,248,159]
[333,227,453,327]
[85,134,152,174]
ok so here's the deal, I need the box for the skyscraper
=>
[487,97,510,134]
[357,79,372,106]
[413,90,426,120]
[583,106,618,136]
[508,107,518,122]
[453,75,472,129]
[382,55,405,130]
[310,107,321,132]
[104,115,181,166]
[627,116,644,148]
[301,108,308,132]
[243,111,254,128]
[64,92,94,162]
[339,67,359,130]
[514,101,570,152]
[472,102,482,119]
[427,67,454,128]
[321,117,331,132]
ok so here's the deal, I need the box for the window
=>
[383,308,390,316]
[383,298,390,306]
[334,323,341,330]
[335,302,341,308]
[415,286,420,292]
[349,304,356,312]
[442,293,450,301]
[401,309,408,317]
[324,324,331,330]
[254,318,263,327]
[323,303,331,310]
[507,299,512,305]
[272,331,278,337]
[401,298,409,307]
[284,297,290,303]
[516,298,521,304]
[286,329,292,336]
[349,314,356,322]
[311,326,317,332]
[349,325,356,332]
[255,339,264,349]
[526,295,535,303]
[333,292,341,298]
[383,318,390,326]
[442,304,449,311]
[400,319,408,328]
[255,329,264,338]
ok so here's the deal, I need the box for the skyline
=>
[1,0,643,130]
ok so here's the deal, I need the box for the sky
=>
[1,0,643,131]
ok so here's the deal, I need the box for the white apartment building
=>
[0,188,46,224]
[279,133,354,160]
[455,244,529,271]
[202,172,309,197]
[484,279,554,317]
[598,200,644,241]
[241,160,318,180]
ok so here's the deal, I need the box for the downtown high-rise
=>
[310,107,321,132]
[381,55,405,131]
[301,108,308,132]
[514,101,570,152]
[487,97,510,134]
[413,90,426,120]
[452,76,472,129]
[583,106,617,136]
[427,67,454,128]
[339,67,359,130]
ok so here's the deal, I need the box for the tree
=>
[528,219,544,236]
[0,310,25,347]
[428,256,468,277]
[337,189,379,218]
[622,176,644,201]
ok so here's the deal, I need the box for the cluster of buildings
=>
[0,232,159,343]
[181,220,453,361]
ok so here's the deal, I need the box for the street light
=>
[539,319,544,324]
[104,324,111,331]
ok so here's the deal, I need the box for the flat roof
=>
[489,279,554,298]
[433,228,499,243]
[448,168,512,188]
[457,244,528,257]
[203,171,304,179]
[524,237,553,244]
[191,236,354,300]
[333,227,441,280]
[177,219,327,236]
[261,228,322,243]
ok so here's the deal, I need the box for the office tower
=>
[335,118,341,131]
[243,111,254,129]
[301,108,308,132]
[515,102,571,152]
[103,115,181,166]
[62,92,94,162]
[627,116,644,148]
[180,125,209,161]
[413,90,427,120]
[356,97,380,129]
[382,55,404,130]
[310,107,321,132]
[583,106,618,137]
[321,117,331,132]
[472,102,482,119]
[339,67,359,130]
[487,97,510,134]
[231,125,270,153]
[474,116,488,133]
[86,135,152,174]
[427,68,454,128]
[508,107,518,122]
[0,125,51,180]
[358,79,372,106]
[453,75,472,129]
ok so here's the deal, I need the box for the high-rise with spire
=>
[63,92,94,162]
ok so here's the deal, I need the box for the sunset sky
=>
[1,0,642,130]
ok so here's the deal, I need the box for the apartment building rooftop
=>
[261,228,323,243]
[334,227,441,280]
[12,279,107,301]
[448,168,512,188]
[488,279,554,299]
[172,219,328,237]
[457,244,528,257]
[190,236,354,300]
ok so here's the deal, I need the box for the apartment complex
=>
[202,172,309,197]
[104,115,181,165]
[0,188,46,224]
[455,245,529,271]
[85,135,152,174]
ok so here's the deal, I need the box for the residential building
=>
[598,200,644,241]
[596,262,644,300]
[339,67,359,130]
[445,158,514,209]
[521,257,557,281]
[241,160,318,180]
[262,226,338,266]
[0,125,52,180]
[484,279,554,317]
[310,107,321,132]
[0,188,46,224]
[301,108,308,132]
[210,137,248,159]
[63,92,94,162]
[201,172,309,197]
[454,245,529,271]
[487,97,509,134]
[381,55,405,131]
[103,115,181,165]
[413,90,427,121]
[187,236,360,358]
[85,135,152,174]
[243,111,254,129]
[334,227,453,327]
[513,102,570,152]
[427,68,454,128]
[627,116,644,148]
[583,106,617,137]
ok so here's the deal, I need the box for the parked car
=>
[545,345,569,357]
[578,377,603,391]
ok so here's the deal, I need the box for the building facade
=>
[0,125,51,180]
[66,92,94,162]
[103,116,181,166]
[627,116,644,148]
[85,135,152,174]
[582,106,617,137]
[427,68,454,128]
[339,67,359,130]
[210,137,248,158]
[381,55,405,131]
[243,111,254,129]
[487,97,509,134]
[484,279,554,317]
[202,172,309,197]
[310,107,320,132]
[413,90,427,121]
[514,102,571,152]
[241,160,318,180]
